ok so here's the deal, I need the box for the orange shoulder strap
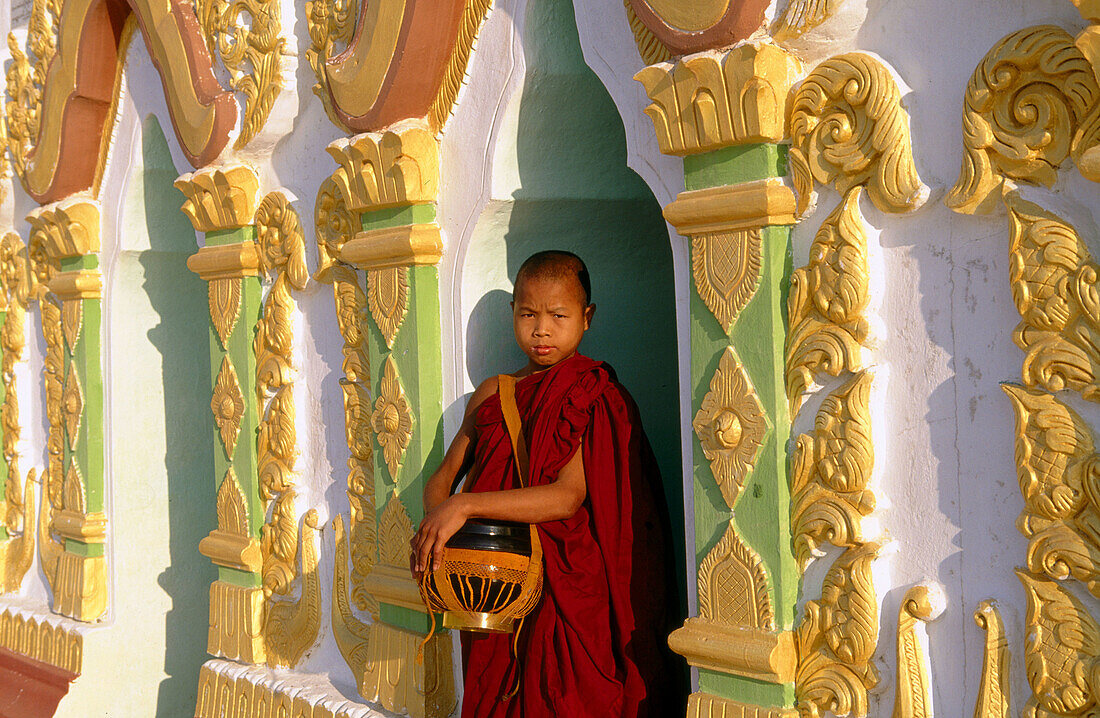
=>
[497,374,530,488]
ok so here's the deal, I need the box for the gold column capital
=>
[340,224,444,270]
[668,618,796,684]
[26,196,101,260]
[174,164,261,233]
[634,43,802,156]
[665,178,797,235]
[326,121,440,213]
[186,241,262,281]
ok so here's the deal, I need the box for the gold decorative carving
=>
[786,188,870,414]
[359,621,456,718]
[428,0,493,133]
[891,584,943,718]
[326,125,440,213]
[199,469,261,572]
[62,462,85,515]
[254,192,308,290]
[0,607,83,674]
[691,230,762,333]
[772,0,845,43]
[39,296,64,526]
[693,348,767,508]
[332,513,375,688]
[634,44,802,156]
[54,550,107,621]
[4,0,58,180]
[207,580,265,663]
[1017,569,1100,718]
[211,356,245,459]
[305,0,359,129]
[262,508,322,668]
[175,165,261,233]
[194,0,286,149]
[668,618,795,683]
[1003,383,1100,593]
[341,224,444,270]
[973,600,1011,718]
[687,693,798,718]
[788,52,925,219]
[367,268,409,349]
[314,177,357,281]
[791,370,875,572]
[372,358,414,483]
[947,26,1100,215]
[623,0,673,66]
[380,492,415,568]
[26,198,101,260]
[665,178,799,235]
[188,243,262,282]
[794,542,882,718]
[209,278,242,348]
[0,234,28,536]
[0,472,35,592]
[195,660,381,718]
[61,299,82,350]
[697,521,773,629]
[62,361,83,450]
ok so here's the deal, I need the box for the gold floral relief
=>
[1016,569,1100,718]
[791,370,875,572]
[0,234,27,536]
[332,512,374,687]
[786,187,870,415]
[367,267,409,349]
[891,584,943,718]
[692,229,762,334]
[947,26,1100,215]
[1003,384,1100,596]
[314,176,357,281]
[0,606,82,674]
[4,0,58,179]
[973,600,1011,718]
[193,0,287,149]
[697,521,773,630]
[788,52,925,218]
[372,356,413,483]
[209,277,243,349]
[692,347,767,508]
[794,542,882,718]
[211,356,245,459]
[61,360,83,451]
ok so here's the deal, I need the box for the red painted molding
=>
[0,647,78,718]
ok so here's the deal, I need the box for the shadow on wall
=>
[137,116,217,716]
[463,0,685,614]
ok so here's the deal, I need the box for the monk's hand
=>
[411,494,469,578]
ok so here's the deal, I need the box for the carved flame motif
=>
[193,0,286,149]
[216,468,249,538]
[371,356,413,483]
[891,585,943,718]
[692,348,767,508]
[61,361,83,451]
[61,300,82,351]
[379,492,415,568]
[791,370,875,572]
[367,267,409,349]
[697,521,773,630]
[1003,384,1100,596]
[947,26,1100,215]
[973,601,1011,718]
[1016,570,1100,718]
[795,542,882,718]
[209,278,243,349]
[692,229,762,333]
[211,356,245,458]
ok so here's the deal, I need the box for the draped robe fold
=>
[459,354,678,718]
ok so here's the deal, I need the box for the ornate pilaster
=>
[181,165,319,668]
[26,197,107,622]
[639,43,802,712]
[322,122,455,718]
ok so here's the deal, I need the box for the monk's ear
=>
[584,303,596,329]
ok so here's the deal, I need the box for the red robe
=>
[460,354,679,717]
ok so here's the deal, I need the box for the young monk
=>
[411,250,680,717]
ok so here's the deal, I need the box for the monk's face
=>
[511,274,595,371]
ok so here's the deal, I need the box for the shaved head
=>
[515,250,591,306]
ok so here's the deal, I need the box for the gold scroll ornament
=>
[890,584,944,718]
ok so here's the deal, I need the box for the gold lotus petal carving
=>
[795,542,882,718]
[791,370,875,572]
[212,356,245,459]
[209,278,242,349]
[692,229,762,333]
[61,300,81,351]
[973,600,1010,718]
[175,165,261,234]
[367,267,409,349]
[217,468,250,538]
[786,187,870,414]
[379,492,414,569]
[61,361,83,452]
[788,52,924,218]
[325,125,440,213]
[891,584,943,718]
[692,348,767,508]
[371,356,413,483]
[697,521,773,630]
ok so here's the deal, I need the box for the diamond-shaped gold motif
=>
[370,356,413,482]
[62,362,84,450]
[211,356,245,458]
[692,348,767,508]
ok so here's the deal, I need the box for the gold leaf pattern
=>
[772,0,845,43]
[428,0,493,133]
[194,0,286,149]
[331,512,374,682]
[61,300,81,351]
[790,370,875,572]
[61,360,83,451]
[0,237,26,534]
[211,356,245,458]
[254,192,308,290]
[795,542,882,718]
[367,267,409,349]
[692,229,762,333]
[216,468,249,538]
[40,297,63,512]
[973,600,1011,718]
[209,278,242,349]
[622,0,673,65]
[379,493,414,568]
[305,0,359,130]
[786,188,870,414]
[371,356,413,482]
[4,0,57,181]
[947,26,1100,215]
[261,490,298,598]
[697,521,773,630]
[312,177,356,281]
[692,348,767,508]
[891,584,942,718]
[62,462,84,514]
